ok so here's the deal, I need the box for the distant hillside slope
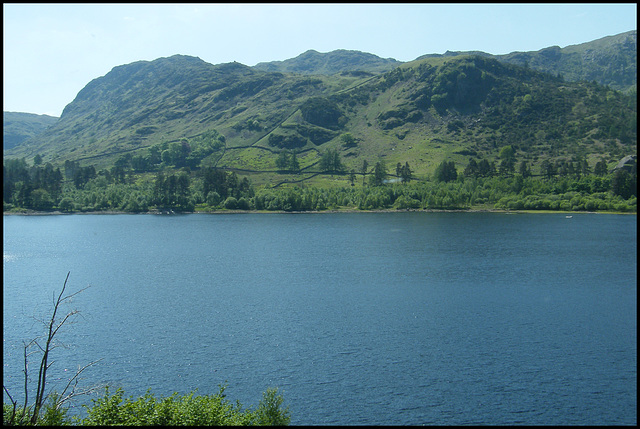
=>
[418,30,637,93]
[4,52,635,183]
[499,30,637,93]
[5,54,368,166]
[3,112,58,150]
[253,49,403,75]
[3,31,635,185]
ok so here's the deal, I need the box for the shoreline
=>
[3,208,636,216]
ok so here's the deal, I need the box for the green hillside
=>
[3,112,58,150]
[5,52,635,186]
[3,32,637,215]
[499,30,637,93]
[418,30,637,93]
[4,31,636,180]
[6,55,370,174]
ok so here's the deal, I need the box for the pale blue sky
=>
[3,3,637,117]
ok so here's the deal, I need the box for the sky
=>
[3,3,637,117]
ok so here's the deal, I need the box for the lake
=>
[3,212,637,425]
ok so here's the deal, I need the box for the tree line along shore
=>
[3,153,637,214]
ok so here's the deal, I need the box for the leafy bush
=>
[223,196,238,209]
[58,197,76,212]
[3,397,69,426]
[3,386,291,426]
[80,386,290,426]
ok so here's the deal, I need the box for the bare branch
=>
[22,343,30,420]
[30,272,72,423]
[50,310,80,339]
[3,385,16,405]
[3,385,18,425]
[56,358,104,408]
[61,286,91,302]
[4,272,97,425]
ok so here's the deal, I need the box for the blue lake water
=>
[3,212,637,425]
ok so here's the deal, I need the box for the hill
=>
[253,49,402,75]
[3,32,636,188]
[256,31,637,93]
[499,30,636,93]
[418,30,637,93]
[6,55,371,173]
[3,112,58,150]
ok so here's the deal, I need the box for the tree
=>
[340,133,357,148]
[224,196,238,209]
[58,197,75,213]
[276,150,300,173]
[498,145,516,176]
[578,158,590,177]
[206,191,221,207]
[130,154,150,172]
[162,141,191,167]
[477,159,496,178]
[498,145,515,161]
[29,188,54,211]
[611,169,635,199]
[276,151,290,171]
[434,160,457,183]
[349,170,356,186]
[13,181,33,209]
[319,148,343,174]
[176,171,191,209]
[3,274,290,426]
[74,166,97,189]
[464,158,479,178]
[518,160,531,178]
[64,160,79,180]
[147,145,162,166]
[360,160,368,186]
[289,151,300,173]
[400,162,412,183]
[202,168,229,200]
[154,171,167,205]
[540,159,556,180]
[371,161,388,186]
[3,273,100,425]
[594,160,608,176]
[237,197,251,210]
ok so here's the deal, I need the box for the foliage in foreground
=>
[3,385,290,426]
[81,385,290,426]
[3,272,290,426]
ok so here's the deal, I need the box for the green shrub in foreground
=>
[3,386,290,426]
[3,394,70,426]
[80,385,290,426]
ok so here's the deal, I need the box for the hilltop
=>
[253,49,402,75]
[418,30,637,93]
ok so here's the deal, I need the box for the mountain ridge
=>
[254,49,402,75]
[4,31,636,185]
[417,30,636,92]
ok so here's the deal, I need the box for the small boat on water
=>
[566,215,573,219]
